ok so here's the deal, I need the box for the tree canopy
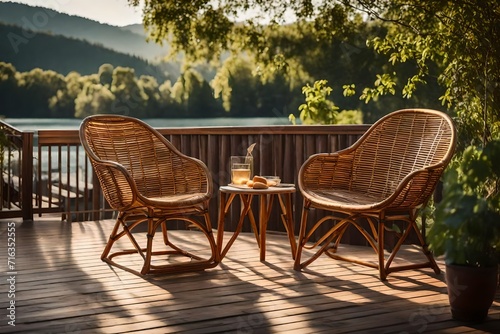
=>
[130,0,500,144]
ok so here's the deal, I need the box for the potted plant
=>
[428,139,500,322]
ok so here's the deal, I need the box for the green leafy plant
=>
[289,80,364,125]
[292,80,339,125]
[428,140,500,267]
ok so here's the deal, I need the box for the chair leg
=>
[294,206,441,280]
[293,202,310,271]
[101,212,125,261]
[152,212,219,273]
[412,221,441,275]
[202,211,220,264]
[103,209,219,276]
[378,220,387,281]
[101,212,149,275]
[382,218,441,279]
[141,215,156,275]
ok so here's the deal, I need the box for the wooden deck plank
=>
[1,218,499,333]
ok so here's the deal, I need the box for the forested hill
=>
[0,2,169,61]
[0,22,170,82]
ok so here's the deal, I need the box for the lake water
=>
[5,117,293,131]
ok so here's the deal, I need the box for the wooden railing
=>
[0,121,34,220]
[1,121,369,237]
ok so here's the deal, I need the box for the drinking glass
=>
[230,156,253,185]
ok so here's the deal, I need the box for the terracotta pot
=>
[445,263,498,322]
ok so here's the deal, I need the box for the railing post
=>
[21,131,34,221]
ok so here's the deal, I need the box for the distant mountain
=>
[0,2,169,61]
[121,24,149,36]
[0,22,170,82]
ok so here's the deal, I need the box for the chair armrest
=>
[179,155,213,196]
[299,152,355,191]
[92,160,138,210]
[387,166,445,210]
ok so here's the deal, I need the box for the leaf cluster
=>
[297,80,339,124]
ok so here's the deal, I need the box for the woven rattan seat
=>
[79,115,219,275]
[293,109,456,280]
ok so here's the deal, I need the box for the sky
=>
[2,0,144,26]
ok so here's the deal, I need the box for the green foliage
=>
[74,82,115,118]
[110,66,149,116]
[131,0,448,123]
[172,68,224,117]
[357,1,500,145]
[297,80,339,125]
[15,68,66,117]
[342,84,356,97]
[130,0,364,67]
[212,56,259,115]
[336,110,363,125]
[0,62,18,116]
[49,71,84,118]
[5,0,499,128]
[360,73,397,103]
[428,141,500,267]
[1,2,450,121]
[98,64,114,87]
[133,1,499,139]
[292,80,363,125]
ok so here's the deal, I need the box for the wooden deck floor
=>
[1,218,499,333]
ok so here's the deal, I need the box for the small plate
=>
[274,183,295,188]
[228,183,250,188]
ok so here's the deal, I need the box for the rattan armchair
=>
[293,109,456,280]
[79,115,219,275]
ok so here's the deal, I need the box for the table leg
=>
[259,194,274,261]
[278,193,297,259]
[216,191,228,259]
[218,193,254,260]
[217,189,296,262]
[245,195,260,246]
